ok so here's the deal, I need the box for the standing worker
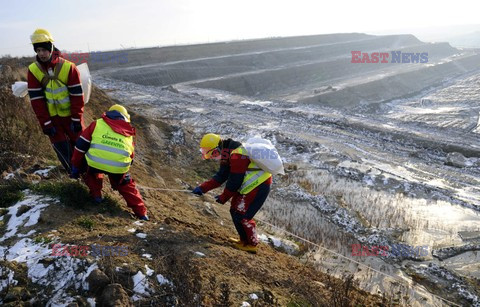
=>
[70,105,148,221]
[27,28,84,172]
[192,133,272,253]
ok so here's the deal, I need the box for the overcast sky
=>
[2,0,480,56]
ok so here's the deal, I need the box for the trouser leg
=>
[83,170,103,199]
[52,140,72,172]
[230,208,248,242]
[110,173,147,217]
[233,183,270,246]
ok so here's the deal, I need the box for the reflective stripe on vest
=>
[85,119,134,174]
[231,146,272,194]
[28,58,73,117]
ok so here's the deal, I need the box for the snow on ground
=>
[136,233,147,239]
[258,234,299,255]
[142,253,153,260]
[240,100,273,106]
[145,265,154,276]
[1,190,52,242]
[156,274,173,286]
[33,166,56,178]
[132,270,151,301]
[87,298,96,307]
[0,191,99,306]
[3,173,14,180]
[0,267,17,293]
[92,69,480,305]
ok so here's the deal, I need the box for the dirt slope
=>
[0,59,384,306]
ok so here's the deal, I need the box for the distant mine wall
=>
[102,35,445,91]
[299,53,480,107]
[188,42,458,97]
[89,33,376,70]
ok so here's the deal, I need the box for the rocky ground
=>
[89,33,480,306]
[0,61,384,306]
[2,32,480,306]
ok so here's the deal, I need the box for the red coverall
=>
[199,140,272,246]
[71,113,147,217]
[27,50,85,171]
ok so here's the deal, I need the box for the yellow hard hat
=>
[30,28,54,44]
[109,104,131,122]
[200,133,221,159]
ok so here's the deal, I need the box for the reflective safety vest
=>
[28,58,73,117]
[85,119,134,174]
[231,146,272,194]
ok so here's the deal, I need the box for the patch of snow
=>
[136,233,147,239]
[0,267,18,293]
[132,270,151,301]
[17,230,37,238]
[87,297,96,307]
[258,233,299,254]
[33,166,56,178]
[363,174,375,186]
[241,302,251,307]
[249,293,259,300]
[194,251,206,257]
[81,263,99,291]
[142,253,152,260]
[145,265,154,276]
[127,228,136,233]
[133,221,144,226]
[1,191,52,242]
[156,274,173,286]
[3,173,14,180]
[187,107,204,113]
[3,237,98,306]
[240,100,272,106]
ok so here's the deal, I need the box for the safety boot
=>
[228,237,242,243]
[233,242,257,254]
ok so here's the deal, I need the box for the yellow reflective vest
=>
[231,146,272,194]
[28,58,73,117]
[85,119,134,174]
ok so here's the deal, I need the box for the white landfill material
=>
[77,63,92,103]
[244,136,285,175]
[11,81,28,98]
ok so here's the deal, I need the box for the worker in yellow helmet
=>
[193,133,272,253]
[27,28,85,172]
[70,105,148,220]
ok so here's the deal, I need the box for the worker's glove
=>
[192,186,203,196]
[70,121,82,133]
[70,166,80,179]
[43,126,56,137]
[214,195,225,204]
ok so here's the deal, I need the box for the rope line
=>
[133,183,461,306]
[255,217,461,307]
[136,185,191,192]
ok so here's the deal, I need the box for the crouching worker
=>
[70,104,148,221]
[192,133,272,253]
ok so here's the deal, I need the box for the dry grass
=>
[0,57,386,306]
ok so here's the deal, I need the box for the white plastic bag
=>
[11,81,28,98]
[77,63,92,103]
[244,136,285,175]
